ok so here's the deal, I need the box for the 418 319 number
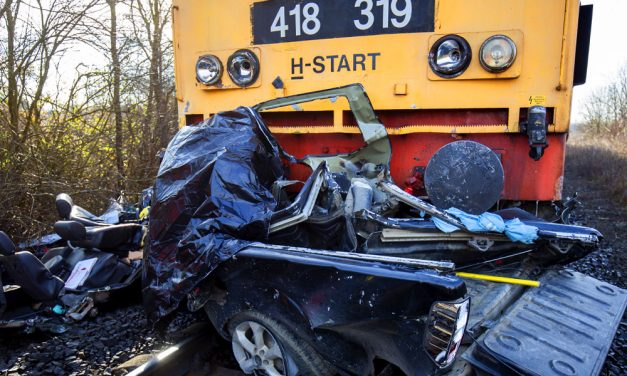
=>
[252,0,434,44]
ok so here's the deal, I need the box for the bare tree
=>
[108,0,125,190]
[77,0,176,192]
[0,1,9,29]
[582,65,627,138]
[0,0,105,238]
[0,0,97,154]
[129,0,176,169]
[0,0,177,239]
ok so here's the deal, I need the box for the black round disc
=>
[424,141,504,214]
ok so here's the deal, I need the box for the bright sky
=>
[571,0,627,123]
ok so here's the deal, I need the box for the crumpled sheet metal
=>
[143,107,284,323]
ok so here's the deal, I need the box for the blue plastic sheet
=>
[433,207,539,244]
[503,218,539,244]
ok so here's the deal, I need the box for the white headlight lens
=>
[196,55,222,85]
[479,35,517,73]
[429,35,472,78]
[227,49,260,87]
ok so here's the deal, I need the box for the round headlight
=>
[227,49,260,87]
[428,35,472,78]
[196,55,222,85]
[479,35,517,73]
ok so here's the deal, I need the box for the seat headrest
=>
[0,231,16,256]
[54,220,86,242]
[55,193,73,219]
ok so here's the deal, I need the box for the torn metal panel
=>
[380,228,509,243]
[268,163,326,233]
[245,243,455,271]
[254,84,388,146]
[378,180,466,229]
[257,84,392,173]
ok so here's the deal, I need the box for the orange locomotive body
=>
[172,0,591,206]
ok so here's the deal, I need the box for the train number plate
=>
[252,0,435,44]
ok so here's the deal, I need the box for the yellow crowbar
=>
[455,272,540,287]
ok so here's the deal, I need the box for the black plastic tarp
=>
[143,107,285,323]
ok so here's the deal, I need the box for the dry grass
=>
[565,132,627,205]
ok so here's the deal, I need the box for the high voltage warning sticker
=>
[528,95,546,106]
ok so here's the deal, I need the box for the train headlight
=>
[479,35,517,73]
[227,49,260,87]
[428,35,472,78]
[196,55,222,85]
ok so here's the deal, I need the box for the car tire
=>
[227,310,334,376]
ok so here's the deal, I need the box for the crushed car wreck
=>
[145,84,626,376]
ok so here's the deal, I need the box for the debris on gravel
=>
[0,304,205,376]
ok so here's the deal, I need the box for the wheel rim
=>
[232,320,287,376]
